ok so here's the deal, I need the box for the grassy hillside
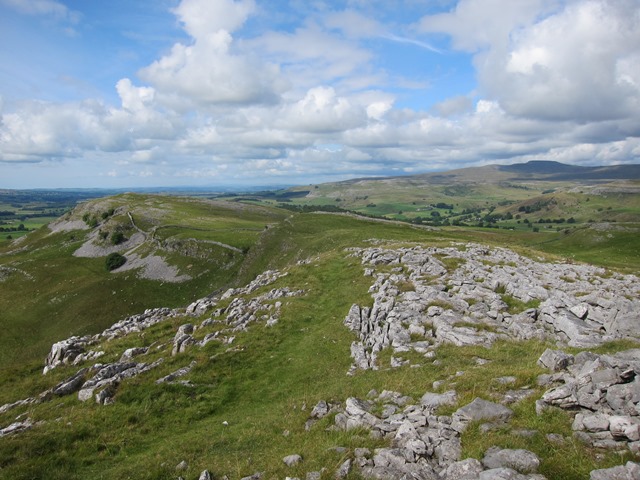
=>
[0,194,287,368]
[0,207,638,479]
[1,163,639,479]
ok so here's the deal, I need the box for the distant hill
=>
[498,160,640,181]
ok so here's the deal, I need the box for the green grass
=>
[501,295,541,314]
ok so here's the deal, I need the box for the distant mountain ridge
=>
[498,160,640,181]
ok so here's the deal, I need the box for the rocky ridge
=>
[344,243,639,373]
[2,242,639,479]
[1,269,300,416]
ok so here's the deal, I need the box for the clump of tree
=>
[101,208,116,220]
[105,253,126,271]
[110,231,126,245]
[82,213,98,228]
[432,202,454,210]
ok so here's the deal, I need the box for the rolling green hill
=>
[1,162,640,479]
[225,162,640,234]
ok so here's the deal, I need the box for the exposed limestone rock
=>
[240,473,263,480]
[44,337,92,374]
[310,400,329,419]
[0,397,37,415]
[421,391,458,412]
[173,324,195,356]
[209,286,304,336]
[52,368,88,396]
[589,462,640,480]
[43,307,179,373]
[345,244,640,372]
[538,348,640,452]
[443,458,484,479]
[120,347,149,362]
[78,358,163,404]
[478,468,532,479]
[324,390,551,479]
[221,270,286,299]
[451,398,514,433]
[283,454,303,467]
[198,470,212,480]
[22,243,640,476]
[0,418,34,437]
[156,361,197,384]
[335,459,352,479]
[482,447,540,474]
[72,350,105,365]
[537,349,574,372]
[100,307,178,340]
[187,297,217,316]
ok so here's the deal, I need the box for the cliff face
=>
[2,241,639,479]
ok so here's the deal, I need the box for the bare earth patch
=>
[73,232,146,258]
[113,253,191,283]
[47,219,88,234]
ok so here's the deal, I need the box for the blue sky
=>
[1,0,639,188]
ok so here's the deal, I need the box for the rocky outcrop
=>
[482,447,540,474]
[345,244,640,372]
[42,268,301,373]
[537,348,640,453]
[7,265,305,426]
[77,359,164,404]
[0,418,34,437]
[156,361,197,385]
[322,390,544,479]
[172,324,195,356]
[43,307,179,373]
[221,270,287,299]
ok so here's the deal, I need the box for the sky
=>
[0,0,639,189]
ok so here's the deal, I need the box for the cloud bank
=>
[1,0,639,187]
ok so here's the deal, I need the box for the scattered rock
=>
[156,361,197,384]
[452,398,514,433]
[310,400,329,419]
[345,244,640,371]
[120,347,149,362]
[335,459,352,479]
[240,473,263,480]
[537,349,574,372]
[52,368,88,396]
[198,470,212,480]
[283,454,303,467]
[421,390,458,411]
[589,461,640,480]
[538,348,640,452]
[0,418,34,437]
[482,447,540,474]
